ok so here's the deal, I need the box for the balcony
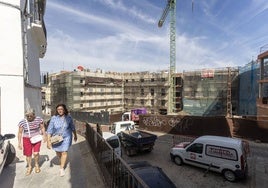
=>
[29,21,47,58]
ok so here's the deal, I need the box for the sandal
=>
[25,167,32,176]
[35,165,41,173]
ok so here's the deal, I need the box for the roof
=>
[194,135,242,147]
[113,121,135,124]
[127,161,176,188]
[102,132,118,140]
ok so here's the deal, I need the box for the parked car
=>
[125,161,176,188]
[170,135,249,182]
[102,132,122,157]
[0,134,16,174]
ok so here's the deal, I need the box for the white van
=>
[102,132,121,157]
[110,121,135,135]
[170,135,249,182]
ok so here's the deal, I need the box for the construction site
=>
[39,0,268,144]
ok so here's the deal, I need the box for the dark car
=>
[0,134,16,174]
[127,161,176,188]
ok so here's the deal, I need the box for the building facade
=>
[48,70,123,114]
[182,67,239,116]
[123,71,182,115]
[257,47,268,120]
[0,0,47,134]
[45,69,183,115]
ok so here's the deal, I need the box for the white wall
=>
[0,1,23,75]
[0,77,24,134]
[0,1,24,134]
[0,0,44,134]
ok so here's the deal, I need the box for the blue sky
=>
[40,0,268,73]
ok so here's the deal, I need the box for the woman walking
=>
[46,104,77,177]
[18,109,46,175]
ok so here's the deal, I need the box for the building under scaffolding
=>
[123,71,174,115]
[182,67,239,116]
[257,47,268,120]
[48,70,123,114]
[238,61,259,116]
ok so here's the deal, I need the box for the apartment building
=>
[182,67,239,116]
[47,69,123,114]
[44,69,184,115]
[123,71,182,115]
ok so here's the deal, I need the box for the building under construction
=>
[48,69,123,114]
[123,71,182,115]
[257,46,268,120]
[182,67,239,116]
[238,61,259,116]
[43,53,267,119]
[44,69,183,116]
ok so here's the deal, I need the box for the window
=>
[187,143,203,154]
[151,99,154,106]
[141,99,144,105]
[161,88,166,96]
[151,78,154,82]
[161,100,166,106]
[140,78,144,82]
[151,88,154,96]
[141,88,144,95]
[176,103,181,109]
[107,139,119,148]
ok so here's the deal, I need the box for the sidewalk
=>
[0,135,106,188]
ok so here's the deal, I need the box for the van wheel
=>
[174,156,183,166]
[223,169,236,182]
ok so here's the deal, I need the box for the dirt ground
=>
[122,131,268,188]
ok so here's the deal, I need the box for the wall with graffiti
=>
[139,114,268,142]
[140,114,231,136]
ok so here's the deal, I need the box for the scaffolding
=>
[182,68,239,116]
[238,61,259,116]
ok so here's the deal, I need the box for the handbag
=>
[30,134,43,144]
[50,135,63,145]
[26,120,43,144]
[50,118,66,145]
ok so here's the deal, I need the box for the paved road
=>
[0,135,105,188]
[123,131,268,188]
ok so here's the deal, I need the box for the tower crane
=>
[158,0,176,114]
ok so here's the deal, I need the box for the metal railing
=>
[84,122,149,188]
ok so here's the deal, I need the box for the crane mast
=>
[158,0,176,114]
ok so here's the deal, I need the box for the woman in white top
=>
[17,109,46,176]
